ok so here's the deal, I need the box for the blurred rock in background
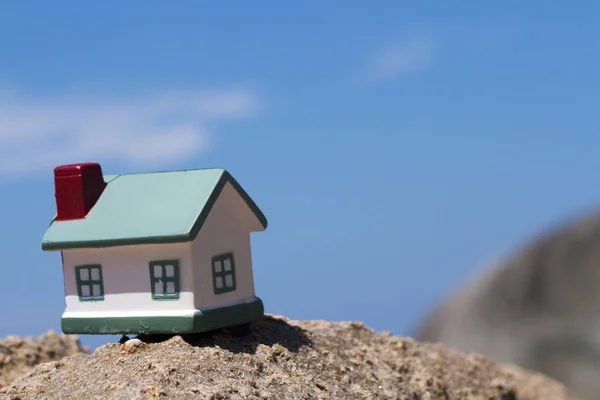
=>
[415,207,600,400]
[0,330,90,388]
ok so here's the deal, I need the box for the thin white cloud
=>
[369,35,436,82]
[0,88,261,176]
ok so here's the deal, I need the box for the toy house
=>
[41,162,267,335]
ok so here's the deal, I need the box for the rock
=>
[0,330,90,388]
[415,207,600,400]
[0,315,575,399]
[122,338,145,353]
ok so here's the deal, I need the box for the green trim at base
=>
[61,296,264,335]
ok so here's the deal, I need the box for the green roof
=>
[41,168,267,251]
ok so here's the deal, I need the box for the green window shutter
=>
[212,253,237,295]
[149,260,181,300]
[74,265,105,301]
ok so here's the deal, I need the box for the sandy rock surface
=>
[0,316,576,400]
[0,330,90,389]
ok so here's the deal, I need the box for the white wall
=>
[60,181,262,317]
[191,182,257,309]
[62,242,195,317]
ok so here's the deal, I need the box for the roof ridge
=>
[114,167,225,177]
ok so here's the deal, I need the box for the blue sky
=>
[1,2,599,350]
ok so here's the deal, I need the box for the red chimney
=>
[54,162,107,221]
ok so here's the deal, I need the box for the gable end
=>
[187,171,268,241]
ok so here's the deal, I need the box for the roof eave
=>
[41,233,194,251]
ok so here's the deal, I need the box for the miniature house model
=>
[41,162,267,335]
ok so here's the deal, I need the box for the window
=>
[149,260,180,300]
[212,253,236,294]
[75,265,104,301]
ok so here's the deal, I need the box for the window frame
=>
[211,252,237,295]
[149,259,181,300]
[74,264,105,302]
